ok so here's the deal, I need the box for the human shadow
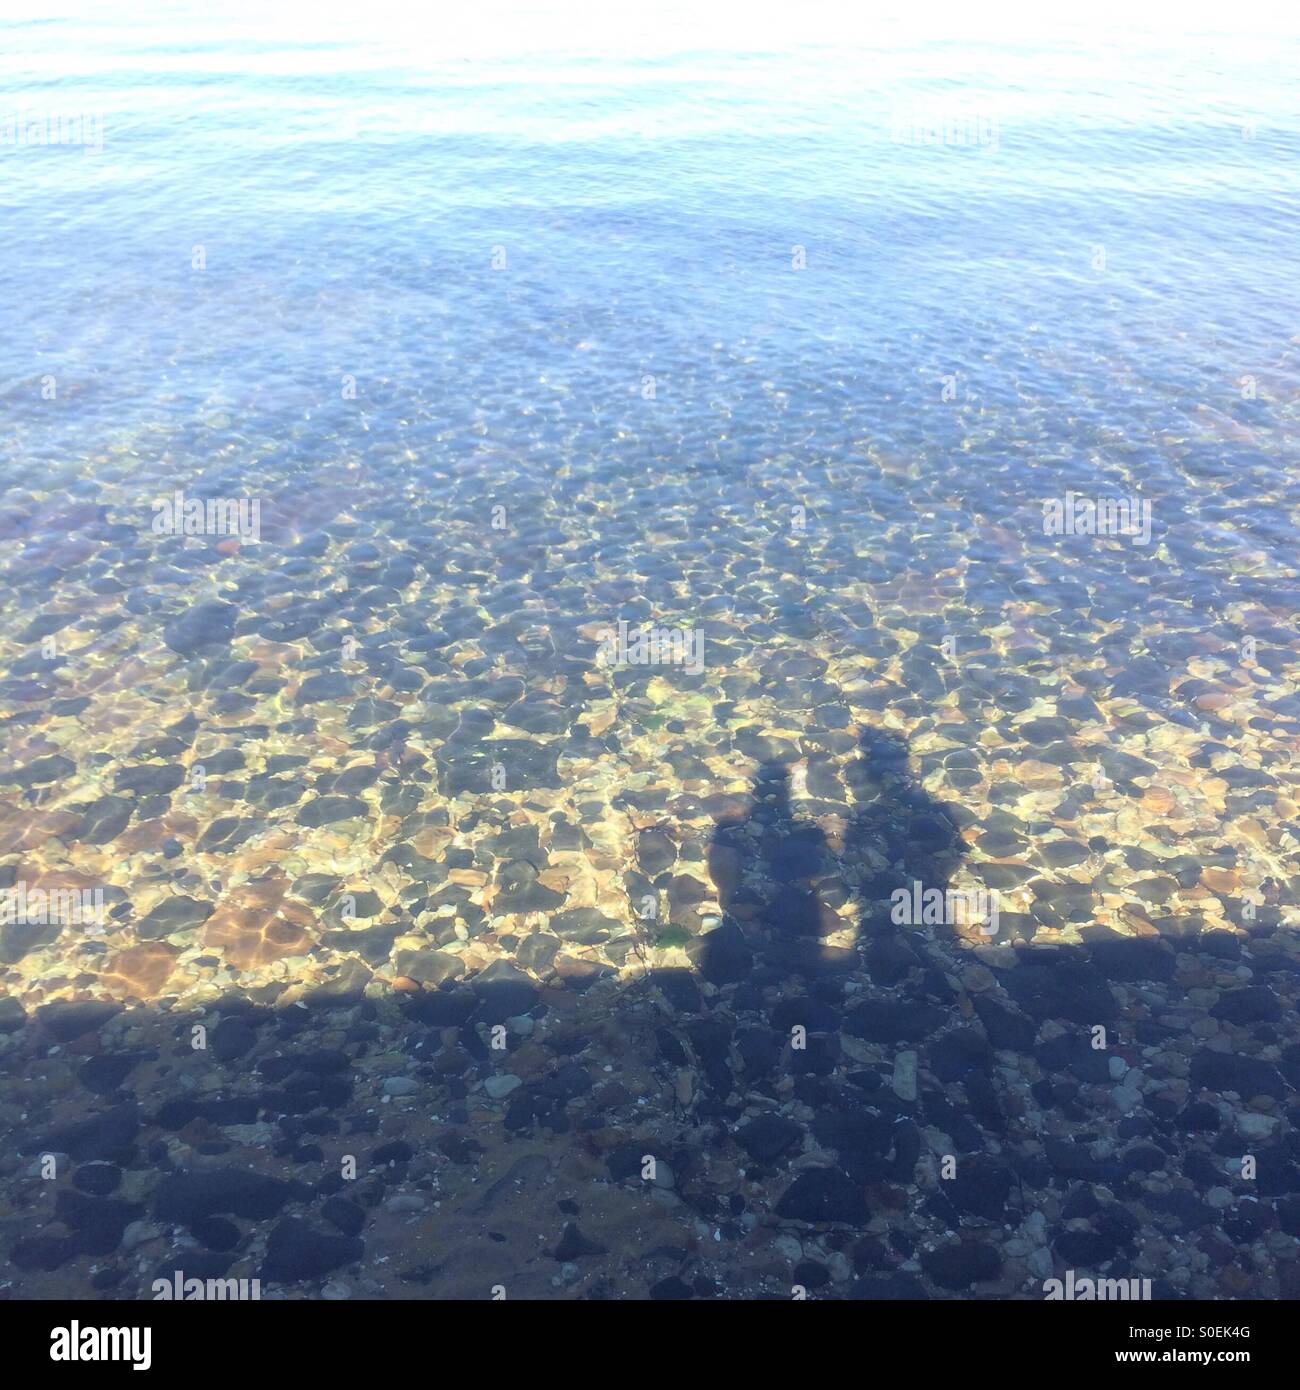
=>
[8,715,1297,1303]
[692,726,967,992]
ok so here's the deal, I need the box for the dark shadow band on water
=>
[3,718,1297,1298]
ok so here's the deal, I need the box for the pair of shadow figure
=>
[694,727,967,989]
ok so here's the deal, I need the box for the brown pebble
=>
[1140,787,1176,815]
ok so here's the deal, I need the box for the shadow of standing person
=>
[672,722,978,1230]
[694,725,967,992]
[840,727,967,983]
[702,761,839,976]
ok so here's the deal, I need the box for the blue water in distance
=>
[4,3,1298,492]
[6,5,1300,1305]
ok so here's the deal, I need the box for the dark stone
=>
[321,1195,366,1237]
[920,1240,1001,1289]
[516,933,561,973]
[1190,1050,1288,1100]
[77,1053,147,1095]
[54,1189,142,1255]
[154,1168,303,1223]
[72,1163,122,1196]
[0,996,27,1032]
[26,1103,139,1161]
[372,1141,414,1166]
[972,995,1037,1051]
[392,949,463,987]
[637,830,677,875]
[503,699,569,735]
[297,796,369,827]
[1034,1033,1111,1084]
[192,1216,242,1252]
[138,896,213,938]
[37,999,121,1040]
[10,1234,79,1272]
[774,1168,869,1225]
[1277,1197,1300,1238]
[946,1155,1015,1221]
[10,754,76,785]
[156,1096,260,1128]
[76,796,135,844]
[1122,1144,1169,1174]
[736,1114,804,1163]
[164,601,238,656]
[115,764,185,796]
[260,1219,363,1282]
[553,908,620,945]
[651,969,703,1014]
[844,1000,945,1043]
[929,1029,993,1082]
[1178,1100,1221,1133]
[1212,987,1281,1025]
[787,1260,828,1291]
[0,917,61,964]
[296,671,353,704]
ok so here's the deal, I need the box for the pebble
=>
[381,1077,420,1097]
[483,1074,523,1099]
[1236,1112,1277,1140]
[772,1233,803,1262]
[384,1194,427,1214]
[260,1220,364,1283]
[892,1050,919,1102]
[122,1220,163,1252]
[1112,1085,1142,1113]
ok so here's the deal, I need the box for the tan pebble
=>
[99,942,181,999]
[391,975,422,993]
[447,868,488,888]
[1201,867,1240,893]
[960,963,997,992]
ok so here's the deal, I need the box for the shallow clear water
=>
[2,1,1300,1303]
